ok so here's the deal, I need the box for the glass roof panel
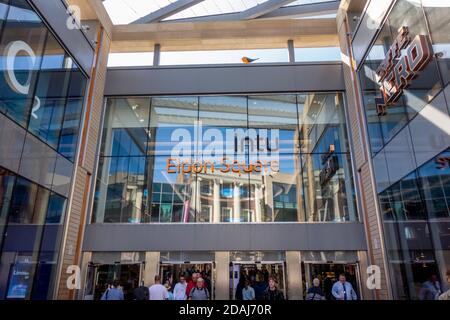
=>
[164,0,267,21]
[103,0,177,25]
[284,0,337,6]
[102,0,337,25]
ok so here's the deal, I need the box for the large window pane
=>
[269,154,302,222]
[0,0,47,126]
[32,193,66,300]
[199,96,248,223]
[101,97,151,157]
[298,93,349,154]
[360,0,443,154]
[94,93,357,224]
[28,34,71,148]
[248,95,299,154]
[0,178,50,300]
[382,172,438,299]
[93,156,147,223]
[140,97,197,223]
[302,153,357,222]
[149,97,198,157]
[417,148,450,300]
[8,177,39,223]
[147,156,194,223]
[57,98,83,161]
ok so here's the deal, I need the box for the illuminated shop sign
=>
[375,26,433,116]
[4,40,41,118]
[166,121,280,175]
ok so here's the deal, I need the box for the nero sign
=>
[375,26,433,116]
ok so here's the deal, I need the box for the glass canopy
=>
[102,0,338,25]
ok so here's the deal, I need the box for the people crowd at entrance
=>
[98,272,342,301]
[419,271,450,301]
[98,268,450,301]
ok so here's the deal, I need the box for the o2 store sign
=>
[375,26,433,116]
[4,40,41,119]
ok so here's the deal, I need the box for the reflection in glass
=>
[57,64,87,161]
[359,0,443,154]
[149,97,198,157]
[0,0,87,161]
[94,93,357,224]
[0,0,47,127]
[0,174,67,300]
[147,156,194,223]
[358,0,450,299]
[101,97,151,157]
[298,93,349,154]
[28,34,71,148]
[0,0,79,301]
[302,153,356,222]
[94,156,147,223]
[199,96,248,223]
[32,193,67,299]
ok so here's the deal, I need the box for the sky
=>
[108,47,341,67]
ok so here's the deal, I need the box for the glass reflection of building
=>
[93,93,357,224]
[358,0,450,300]
[0,0,87,300]
[1,0,449,302]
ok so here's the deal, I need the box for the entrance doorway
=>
[302,262,360,300]
[160,262,214,299]
[230,262,286,300]
[84,263,143,300]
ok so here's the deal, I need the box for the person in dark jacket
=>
[235,276,246,300]
[263,276,284,301]
[323,276,333,300]
[254,271,268,300]
[133,281,149,300]
[306,278,326,300]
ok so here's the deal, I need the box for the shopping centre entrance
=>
[160,262,215,299]
[84,263,143,300]
[230,262,286,300]
[302,262,360,300]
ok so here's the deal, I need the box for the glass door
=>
[84,263,142,300]
[160,262,215,299]
[302,262,360,300]
[230,262,286,300]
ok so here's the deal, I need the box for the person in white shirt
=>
[173,274,188,300]
[149,275,168,300]
[332,274,357,300]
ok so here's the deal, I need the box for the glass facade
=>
[93,93,357,224]
[380,149,450,299]
[0,0,87,300]
[359,0,450,299]
[359,0,443,155]
[0,0,87,161]
[0,166,67,300]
